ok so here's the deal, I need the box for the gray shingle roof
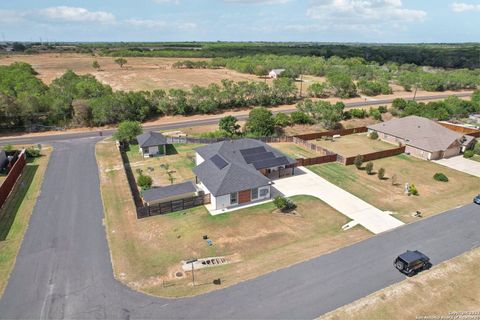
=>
[137,131,167,148]
[194,139,295,196]
[368,116,465,153]
[142,181,197,203]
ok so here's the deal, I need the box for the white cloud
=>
[0,9,25,24]
[451,2,480,12]
[37,6,116,24]
[223,0,291,4]
[152,0,181,4]
[125,19,197,30]
[307,0,426,27]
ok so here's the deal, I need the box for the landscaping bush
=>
[354,154,364,169]
[473,142,480,155]
[369,131,379,140]
[409,184,419,196]
[290,111,313,125]
[433,173,449,182]
[349,108,367,119]
[369,108,382,120]
[273,196,296,212]
[137,174,153,190]
[274,113,291,128]
[378,106,388,113]
[464,150,474,158]
[365,162,374,175]
[378,167,385,180]
[25,147,41,158]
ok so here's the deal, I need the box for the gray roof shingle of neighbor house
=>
[136,131,168,148]
[367,115,466,152]
[142,181,197,203]
[193,138,296,196]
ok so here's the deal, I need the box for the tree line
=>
[0,62,298,129]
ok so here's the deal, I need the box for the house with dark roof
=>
[368,116,476,160]
[193,138,296,211]
[136,131,168,158]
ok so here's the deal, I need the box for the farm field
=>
[0,146,51,296]
[312,133,396,157]
[96,139,371,297]
[321,247,480,320]
[309,154,480,222]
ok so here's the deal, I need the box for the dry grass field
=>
[321,247,480,320]
[268,142,319,159]
[96,138,371,297]
[312,133,395,157]
[309,154,480,222]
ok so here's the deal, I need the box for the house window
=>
[259,188,269,198]
[251,188,259,200]
[230,192,238,205]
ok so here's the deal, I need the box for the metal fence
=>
[137,194,211,219]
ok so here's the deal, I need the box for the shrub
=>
[378,167,385,180]
[25,147,41,158]
[365,162,374,175]
[473,142,480,155]
[290,111,313,125]
[464,150,474,158]
[274,113,291,127]
[354,154,364,169]
[350,108,367,118]
[409,184,419,196]
[273,196,296,212]
[433,173,449,182]
[3,144,13,152]
[378,106,388,113]
[137,174,153,190]
[369,109,382,120]
[369,131,379,140]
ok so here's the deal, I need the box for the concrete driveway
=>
[272,167,404,234]
[433,155,480,178]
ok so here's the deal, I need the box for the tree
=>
[290,111,313,125]
[296,99,344,129]
[137,174,153,190]
[113,120,143,142]
[245,107,275,137]
[473,142,480,155]
[409,184,419,196]
[354,155,364,169]
[307,82,330,98]
[433,173,449,182]
[114,58,128,68]
[219,115,241,137]
[274,113,291,128]
[392,98,407,111]
[365,162,374,175]
[273,196,296,212]
[92,60,100,71]
[378,167,385,180]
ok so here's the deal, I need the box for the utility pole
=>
[413,83,418,101]
[299,74,303,98]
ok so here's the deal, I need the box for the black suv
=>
[394,250,432,276]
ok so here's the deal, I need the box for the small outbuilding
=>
[137,131,168,158]
[268,69,285,79]
[141,181,199,206]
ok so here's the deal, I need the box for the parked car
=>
[394,250,431,277]
[474,194,480,205]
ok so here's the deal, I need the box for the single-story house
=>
[368,115,476,160]
[193,138,296,211]
[141,181,199,206]
[468,114,480,124]
[269,69,285,79]
[137,131,168,158]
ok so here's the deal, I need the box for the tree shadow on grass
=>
[0,162,38,241]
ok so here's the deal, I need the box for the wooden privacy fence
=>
[292,137,336,156]
[0,149,26,210]
[294,127,368,141]
[137,194,211,219]
[296,154,337,166]
[437,122,480,136]
[343,146,406,165]
[166,136,294,145]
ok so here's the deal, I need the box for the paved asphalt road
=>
[0,136,479,319]
[1,91,473,146]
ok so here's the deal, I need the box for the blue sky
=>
[0,0,479,42]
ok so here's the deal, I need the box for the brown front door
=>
[238,190,252,204]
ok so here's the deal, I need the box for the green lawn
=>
[0,147,51,296]
[309,154,480,222]
[97,139,371,298]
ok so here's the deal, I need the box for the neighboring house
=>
[193,138,296,211]
[268,69,285,79]
[141,181,199,206]
[468,114,480,124]
[137,131,168,157]
[368,115,476,160]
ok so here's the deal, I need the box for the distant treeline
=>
[4,42,478,69]
[0,62,297,129]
